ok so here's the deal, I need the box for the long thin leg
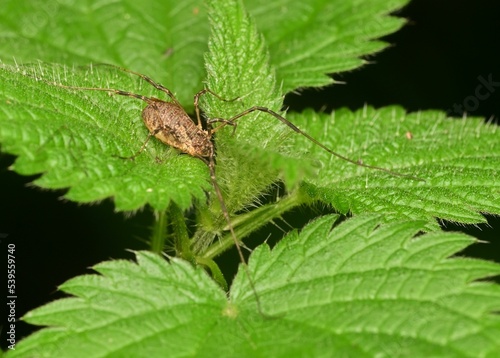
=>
[91,63,182,106]
[218,106,424,181]
[53,83,155,105]
[207,118,238,135]
[193,89,209,130]
[193,88,241,131]
[116,131,155,160]
[202,152,269,317]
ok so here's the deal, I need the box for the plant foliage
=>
[9,215,500,357]
[0,0,499,356]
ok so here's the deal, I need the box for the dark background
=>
[1,0,499,347]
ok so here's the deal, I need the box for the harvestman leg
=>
[207,104,422,180]
[194,88,242,133]
[54,76,184,161]
[90,64,182,106]
[93,64,211,130]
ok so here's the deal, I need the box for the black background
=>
[1,0,500,348]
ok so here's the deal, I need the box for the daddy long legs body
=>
[50,64,420,314]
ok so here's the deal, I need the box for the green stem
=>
[202,187,312,259]
[169,202,194,263]
[150,210,168,254]
[195,256,228,291]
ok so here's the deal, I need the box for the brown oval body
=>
[142,100,212,157]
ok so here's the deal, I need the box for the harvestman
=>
[51,64,419,313]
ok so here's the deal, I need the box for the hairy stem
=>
[202,187,312,259]
[150,210,168,254]
[169,202,194,263]
[195,256,228,291]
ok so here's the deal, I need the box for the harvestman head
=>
[49,64,421,315]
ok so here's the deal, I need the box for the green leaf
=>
[287,107,500,231]
[11,252,227,357]
[0,0,209,106]
[247,0,410,91]
[202,0,302,215]
[9,215,500,357]
[0,64,210,211]
[0,0,410,97]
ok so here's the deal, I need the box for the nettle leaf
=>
[202,0,297,213]
[247,0,410,91]
[0,0,208,106]
[0,0,409,98]
[0,64,210,211]
[10,215,500,357]
[287,108,500,231]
